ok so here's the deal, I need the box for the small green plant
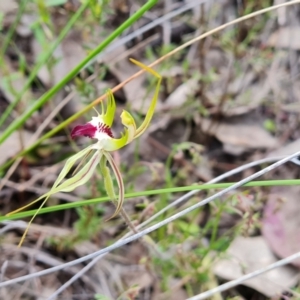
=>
[94,294,111,300]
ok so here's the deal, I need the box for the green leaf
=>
[45,0,67,6]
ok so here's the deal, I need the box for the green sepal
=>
[100,152,125,220]
[102,89,116,127]
[129,59,162,138]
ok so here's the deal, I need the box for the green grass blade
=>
[2,179,300,221]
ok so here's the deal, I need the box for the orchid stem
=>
[99,156,160,256]
[99,156,138,234]
[119,209,139,235]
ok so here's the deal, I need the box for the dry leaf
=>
[207,71,271,117]
[214,236,298,297]
[0,0,17,15]
[163,78,198,110]
[158,278,189,300]
[262,186,300,267]
[32,30,86,87]
[123,270,153,291]
[223,81,271,116]
[268,27,300,50]
[32,30,87,116]
[267,138,300,157]
[0,130,33,165]
[201,119,279,154]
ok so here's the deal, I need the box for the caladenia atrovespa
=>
[8,59,162,247]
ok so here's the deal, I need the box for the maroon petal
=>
[71,123,97,139]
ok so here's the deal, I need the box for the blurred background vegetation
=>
[1,0,300,299]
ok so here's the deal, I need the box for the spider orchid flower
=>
[8,59,162,247]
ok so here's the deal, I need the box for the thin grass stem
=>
[2,176,300,221]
